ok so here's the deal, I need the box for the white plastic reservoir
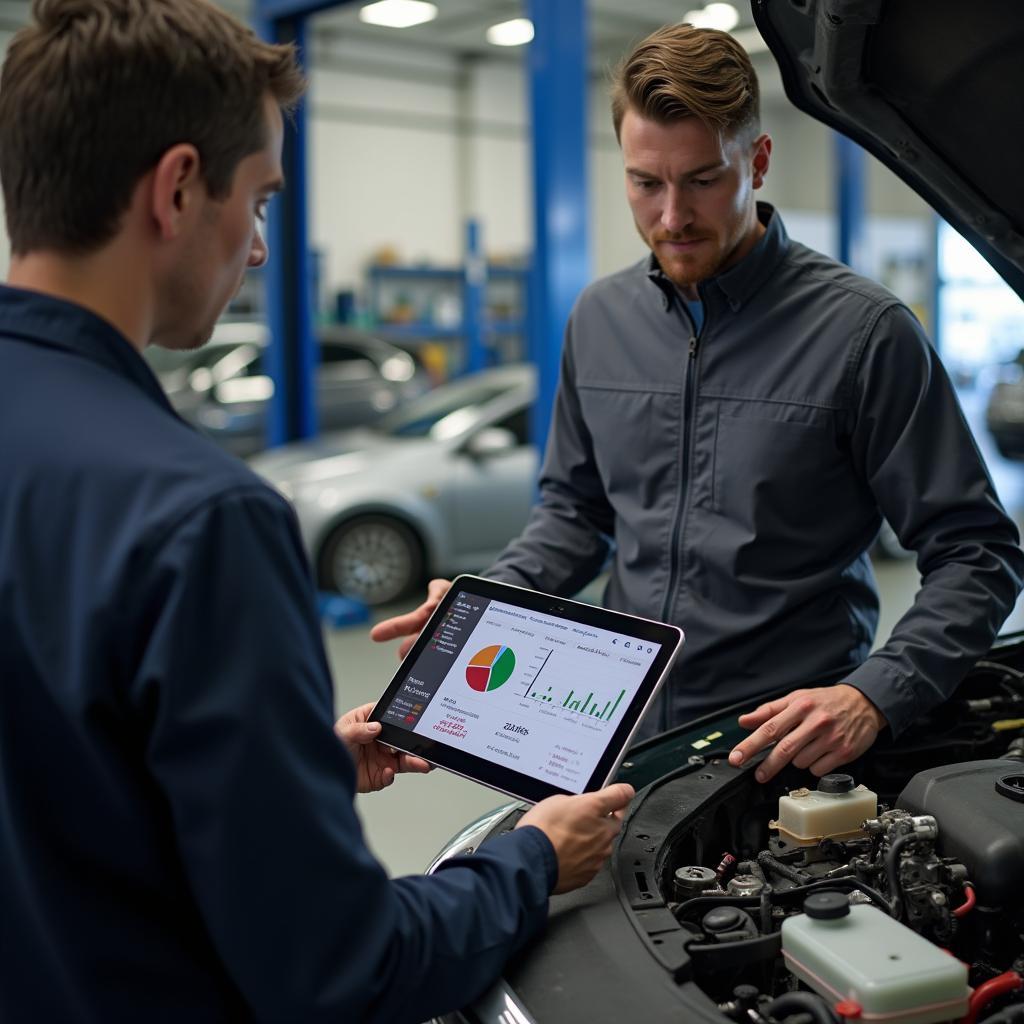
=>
[772,774,877,847]
[781,895,969,1024]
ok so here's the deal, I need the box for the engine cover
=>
[897,759,1024,907]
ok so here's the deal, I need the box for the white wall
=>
[304,37,932,305]
[0,21,932,302]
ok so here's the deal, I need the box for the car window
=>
[320,342,368,364]
[376,381,511,438]
[321,350,377,382]
[493,408,530,446]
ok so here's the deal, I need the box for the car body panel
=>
[250,365,538,600]
[752,0,1024,300]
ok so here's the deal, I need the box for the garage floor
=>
[323,387,1024,878]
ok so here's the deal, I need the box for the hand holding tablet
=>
[369,576,684,803]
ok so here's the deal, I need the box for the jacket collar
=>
[646,202,790,312]
[0,284,175,414]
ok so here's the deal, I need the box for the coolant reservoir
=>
[771,774,877,848]
[781,893,969,1024]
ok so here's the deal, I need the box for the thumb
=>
[592,783,635,816]
[344,720,383,746]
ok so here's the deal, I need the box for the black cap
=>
[804,891,850,920]
[703,906,743,933]
[996,773,1024,804]
[818,773,855,794]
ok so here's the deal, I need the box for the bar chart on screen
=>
[520,646,629,723]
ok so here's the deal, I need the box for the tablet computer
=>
[369,575,684,803]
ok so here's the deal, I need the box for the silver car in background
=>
[147,320,430,458]
[250,365,538,605]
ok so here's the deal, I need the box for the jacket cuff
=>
[842,657,920,738]
[497,825,559,895]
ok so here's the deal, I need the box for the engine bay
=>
[440,638,1024,1024]
[616,655,1024,1024]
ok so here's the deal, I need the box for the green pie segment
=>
[466,645,516,692]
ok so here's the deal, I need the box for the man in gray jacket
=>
[375,24,1024,783]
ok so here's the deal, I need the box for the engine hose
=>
[953,883,976,919]
[976,660,1024,682]
[760,883,773,934]
[884,832,918,922]
[674,876,894,925]
[962,971,1024,1024]
[757,850,809,886]
[765,990,837,1024]
[770,877,895,916]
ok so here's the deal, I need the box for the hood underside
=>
[753,0,1024,299]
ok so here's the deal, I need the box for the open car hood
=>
[752,0,1024,300]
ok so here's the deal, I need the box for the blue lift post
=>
[835,132,867,275]
[463,218,488,374]
[256,6,319,450]
[526,0,591,456]
[257,1,373,624]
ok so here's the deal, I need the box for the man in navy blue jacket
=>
[0,3,633,1021]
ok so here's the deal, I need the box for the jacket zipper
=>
[658,312,701,730]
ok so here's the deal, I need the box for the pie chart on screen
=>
[466,644,516,692]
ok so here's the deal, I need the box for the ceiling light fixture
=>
[358,0,438,29]
[486,18,535,47]
[682,2,740,32]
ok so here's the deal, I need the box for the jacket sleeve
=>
[843,304,1024,736]
[132,486,557,1023]
[486,314,616,593]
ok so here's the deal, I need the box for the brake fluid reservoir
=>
[781,893,969,1024]
[771,774,877,848]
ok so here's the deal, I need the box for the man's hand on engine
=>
[728,683,887,783]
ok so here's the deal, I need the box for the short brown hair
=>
[0,0,306,255]
[610,23,759,142]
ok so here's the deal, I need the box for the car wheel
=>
[318,515,424,605]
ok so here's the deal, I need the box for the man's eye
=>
[633,179,658,191]
[693,178,716,188]
[256,200,269,222]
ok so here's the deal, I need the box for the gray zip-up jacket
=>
[488,206,1024,738]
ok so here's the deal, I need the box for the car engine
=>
[435,640,1024,1024]
[616,658,1024,1024]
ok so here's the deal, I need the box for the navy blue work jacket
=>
[0,286,555,1023]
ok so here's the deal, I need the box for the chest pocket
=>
[712,404,844,541]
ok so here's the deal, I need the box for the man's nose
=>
[660,187,692,234]
[248,226,269,269]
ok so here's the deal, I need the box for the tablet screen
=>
[371,576,684,801]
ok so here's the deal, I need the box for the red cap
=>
[835,1000,862,1019]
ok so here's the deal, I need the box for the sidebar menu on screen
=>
[380,591,488,729]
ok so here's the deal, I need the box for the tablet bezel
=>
[369,575,684,803]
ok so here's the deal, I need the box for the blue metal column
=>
[257,6,319,448]
[463,218,488,374]
[929,212,942,353]
[526,0,591,455]
[834,132,867,274]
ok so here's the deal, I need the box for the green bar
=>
[605,689,625,721]
[580,692,593,715]
[569,700,580,710]
[563,689,574,708]
[601,700,610,718]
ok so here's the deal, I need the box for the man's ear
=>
[751,133,772,190]
[150,144,203,241]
